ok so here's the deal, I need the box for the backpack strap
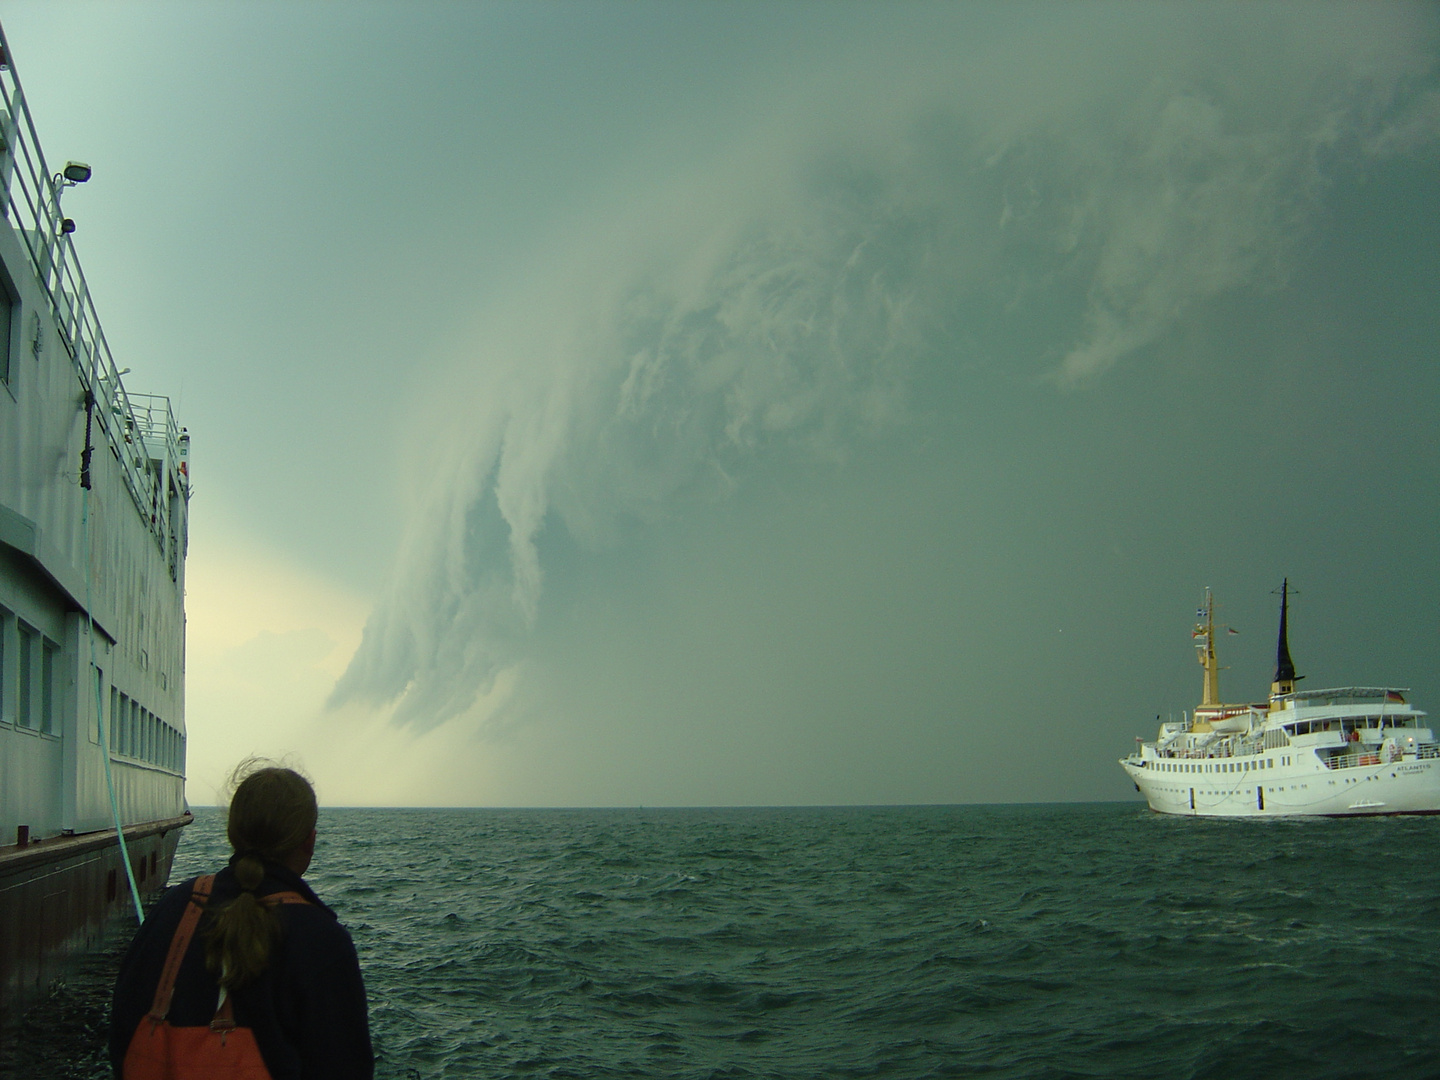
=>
[261,891,311,907]
[147,874,216,1022]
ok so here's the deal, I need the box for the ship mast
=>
[1270,577,1300,706]
[1195,588,1220,707]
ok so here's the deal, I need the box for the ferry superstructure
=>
[0,23,190,1022]
[1121,583,1439,817]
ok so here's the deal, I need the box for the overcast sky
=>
[5,2,1437,806]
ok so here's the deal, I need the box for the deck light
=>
[63,161,91,183]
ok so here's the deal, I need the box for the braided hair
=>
[204,760,318,989]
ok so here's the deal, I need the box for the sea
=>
[169,803,1440,1080]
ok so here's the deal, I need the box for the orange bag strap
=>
[148,874,216,1022]
[261,891,311,907]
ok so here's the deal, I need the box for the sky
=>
[3,2,1437,807]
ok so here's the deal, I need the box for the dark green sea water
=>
[171,804,1440,1080]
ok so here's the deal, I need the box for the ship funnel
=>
[1270,578,1301,705]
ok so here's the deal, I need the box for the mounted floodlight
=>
[63,161,92,183]
[60,217,76,235]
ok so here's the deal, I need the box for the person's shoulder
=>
[130,875,205,946]
[277,902,361,972]
[151,875,202,914]
[278,898,352,941]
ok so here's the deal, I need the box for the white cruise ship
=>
[1121,582,1439,817]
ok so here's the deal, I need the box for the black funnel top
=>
[1274,578,1297,684]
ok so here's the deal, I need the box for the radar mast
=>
[1196,588,1220,707]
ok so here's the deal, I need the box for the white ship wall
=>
[0,197,186,841]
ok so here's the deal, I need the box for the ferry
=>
[1121,582,1440,817]
[0,23,190,1024]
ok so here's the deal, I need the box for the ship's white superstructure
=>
[1120,584,1439,817]
[0,22,190,1021]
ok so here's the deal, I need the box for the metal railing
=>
[0,25,185,564]
[1323,745,1436,769]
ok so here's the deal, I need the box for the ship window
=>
[40,642,57,735]
[0,273,12,386]
[16,623,34,728]
[91,667,103,743]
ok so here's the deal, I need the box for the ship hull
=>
[1122,755,1440,817]
[0,813,189,1026]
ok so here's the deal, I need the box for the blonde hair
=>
[204,758,318,989]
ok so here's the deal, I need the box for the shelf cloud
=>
[329,4,1438,740]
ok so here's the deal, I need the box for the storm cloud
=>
[329,4,1439,742]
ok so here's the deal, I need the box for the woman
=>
[110,762,373,1079]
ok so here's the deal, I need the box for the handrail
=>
[1322,748,1424,770]
[0,25,186,568]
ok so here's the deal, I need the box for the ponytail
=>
[204,760,318,989]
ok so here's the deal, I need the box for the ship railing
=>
[0,27,185,565]
[1322,750,1406,770]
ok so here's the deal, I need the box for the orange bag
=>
[122,874,310,1080]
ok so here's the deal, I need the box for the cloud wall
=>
[330,5,1439,738]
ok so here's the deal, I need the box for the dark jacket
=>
[110,857,374,1080]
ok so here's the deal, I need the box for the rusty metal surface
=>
[0,814,190,1027]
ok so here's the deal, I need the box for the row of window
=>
[1154,758,1280,774]
[0,609,60,735]
[1286,717,1417,736]
[2,607,183,772]
[108,685,183,772]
